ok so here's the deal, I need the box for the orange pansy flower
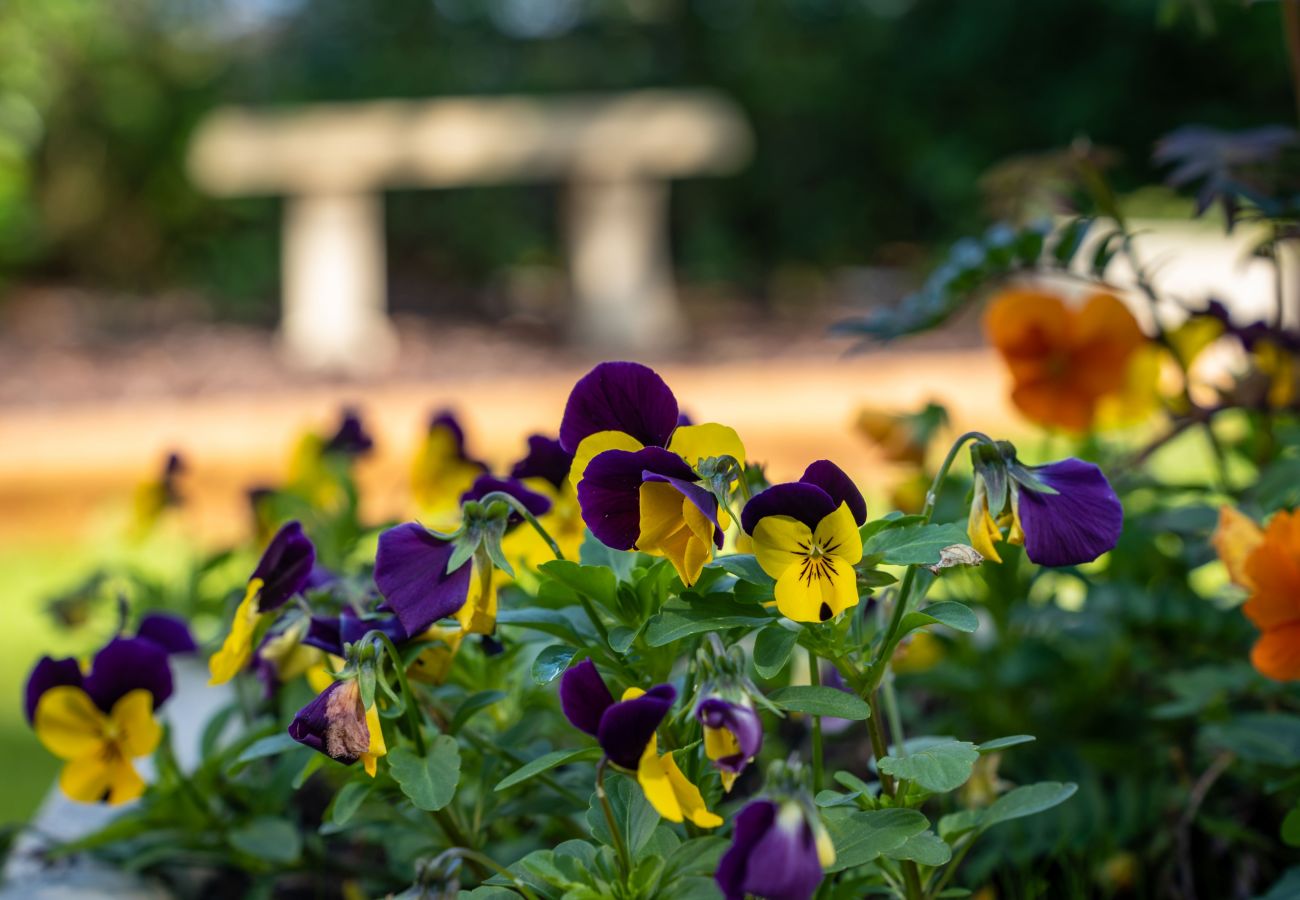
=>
[984,289,1146,432]
[1213,506,1300,681]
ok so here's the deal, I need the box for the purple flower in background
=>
[509,435,574,491]
[322,407,374,457]
[26,637,174,725]
[251,521,318,612]
[716,799,836,900]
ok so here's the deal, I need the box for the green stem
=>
[479,491,565,560]
[865,692,896,797]
[808,647,825,794]
[372,630,427,756]
[928,834,976,897]
[597,758,633,878]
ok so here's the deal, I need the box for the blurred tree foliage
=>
[0,0,1292,315]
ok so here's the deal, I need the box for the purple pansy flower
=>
[716,799,835,900]
[252,521,318,611]
[288,678,385,775]
[135,612,199,656]
[510,435,574,490]
[460,474,552,523]
[559,659,675,770]
[559,361,680,455]
[25,636,174,724]
[322,408,374,457]
[304,608,411,657]
[697,696,763,790]
[740,460,867,535]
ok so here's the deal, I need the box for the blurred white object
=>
[188,91,753,372]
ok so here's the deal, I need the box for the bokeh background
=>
[0,0,1293,826]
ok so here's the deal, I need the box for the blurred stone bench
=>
[187,90,752,372]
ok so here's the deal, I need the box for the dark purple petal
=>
[306,608,412,657]
[303,615,343,657]
[252,521,317,612]
[374,523,473,635]
[597,683,676,770]
[323,408,374,457]
[461,475,553,523]
[510,435,574,490]
[642,472,726,549]
[559,659,615,737]
[82,637,174,713]
[428,410,471,456]
[697,698,763,772]
[578,447,698,550]
[559,361,679,453]
[304,563,337,591]
[288,680,368,765]
[799,460,867,526]
[740,483,837,534]
[676,411,694,427]
[24,657,83,724]
[717,800,778,900]
[136,613,198,655]
[743,804,824,900]
[1017,458,1123,567]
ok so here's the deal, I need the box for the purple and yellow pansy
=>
[740,461,868,624]
[504,434,584,567]
[411,410,489,524]
[209,520,317,685]
[560,659,721,827]
[561,362,746,586]
[696,695,763,792]
[26,620,191,806]
[716,797,836,900]
[290,673,388,777]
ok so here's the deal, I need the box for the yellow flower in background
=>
[984,288,1148,432]
[35,687,161,805]
[892,630,943,674]
[411,411,487,525]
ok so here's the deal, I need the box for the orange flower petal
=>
[1243,511,1300,630]
[1252,622,1300,681]
[1212,506,1264,589]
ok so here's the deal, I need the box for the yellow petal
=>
[667,423,747,470]
[105,754,148,805]
[361,704,387,777]
[660,751,722,829]
[622,686,646,702]
[456,560,498,635]
[773,563,827,623]
[752,515,814,581]
[703,725,740,763]
[306,661,337,694]
[569,431,644,490]
[773,553,858,623]
[636,740,684,822]
[637,481,715,586]
[59,754,115,804]
[110,690,162,759]
[35,686,108,760]
[1214,506,1265,589]
[814,503,863,565]
[966,486,1003,564]
[209,579,264,686]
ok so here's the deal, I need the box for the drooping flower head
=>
[1213,506,1300,681]
[374,476,550,637]
[984,288,1148,432]
[289,675,387,777]
[559,659,721,827]
[302,605,463,685]
[715,763,835,900]
[26,636,177,805]
[741,461,867,624]
[210,521,317,685]
[412,410,488,523]
[562,362,747,586]
[966,441,1122,568]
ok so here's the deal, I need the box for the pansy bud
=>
[696,695,763,792]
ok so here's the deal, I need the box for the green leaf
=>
[709,554,775,586]
[878,741,979,792]
[328,780,372,827]
[863,523,970,566]
[977,735,1035,753]
[228,817,302,864]
[883,831,952,867]
[753,625,799,679]
[532,645,577,685]
[981,781,1077,828]
[644,600,771,647]
[450,690,506,733]
[1201,713,1300,766]
[769,686,871,720]
[1282,808,1300,847]
[388,735,461,811]
[495,747,602,792]
[822,807,929,872]
[663,836,729,880]
[232,731,300,767]
[1257,867,1300,900]
[899,601,978,636]
[588,772,660,858]
[498,607,591,643]
[540,560,618,607]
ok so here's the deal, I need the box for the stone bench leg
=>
[566,178,685,351]
[280,192,397,373]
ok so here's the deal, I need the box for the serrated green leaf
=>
[388,735,461,811]
[883,831,952,866]
[769,686,871,720]
[495,746,601,792]
[981,781,1077,828]
[863,523,970,566]
[540,560,618,607]
[532,645,577,684]
[822,807,929,872]
[878,741,979,792]
[753,625,799,679]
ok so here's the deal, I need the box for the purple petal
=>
[577,447,698,551]
[428,410,473,458]
[559,362,679,453]
[597,683,676,770]
[374,523,473,635]
[697,698,763,772]
[740,483,837,534]
[461,475,553,522]
[559,659,615,737]
[510,435,574,490]
[1017,458,1123,567]
[717,800,778,900]
[799,460,867,526]
[136,612,198,655]
[304,610,410,657]
[82,637,174,713]
[252,521,317,612]
[322,408,374,457]
[642,472,726,549]
[24,657,83,724]
[288,680,368,765]
[743,804,825,900]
